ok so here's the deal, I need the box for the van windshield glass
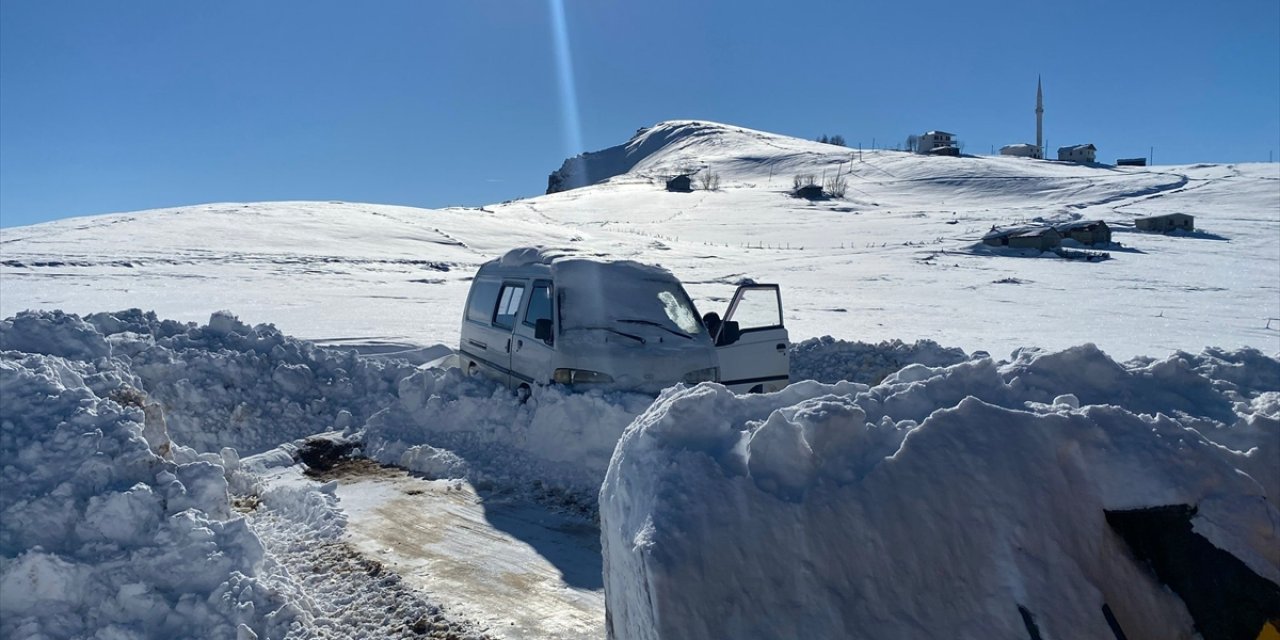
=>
[554,260,703,337]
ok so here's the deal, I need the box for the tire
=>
[516,384,531,404]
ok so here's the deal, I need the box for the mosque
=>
[999,77,1046,159]
[999,78,1098,163]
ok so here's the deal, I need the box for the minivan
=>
[459,248,789,395]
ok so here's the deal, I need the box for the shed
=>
[665,175,693,192]
[794,184,825,200]
[984,225,1062,251]
[1008,227,1062,251]
[1116,157,1147,167]
[1136,213,1195,233]
[1054,220,1112,246]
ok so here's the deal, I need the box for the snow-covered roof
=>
[497,246,575,267]
[1058,143,1096,152]
[923,130,954,137]
[1001,143,1039,150]
[983,224,1060,239]
[1136,212,1194,221]
[1013,226,1059,238]
[1054,219,1109,231]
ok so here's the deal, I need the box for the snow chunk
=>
[601,347,1278,640]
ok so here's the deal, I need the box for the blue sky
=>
[2,1,1277,227]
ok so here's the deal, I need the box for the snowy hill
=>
[1,120,1278,639]
[3,120,1277,359]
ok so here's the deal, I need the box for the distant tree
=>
[906,134,920,153]
[793,174,817,190]
[699,169,721,191]
[830,135,846,147]
[816,135,829,144]
[824,175,848,198]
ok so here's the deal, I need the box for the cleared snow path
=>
[325,464,605,639]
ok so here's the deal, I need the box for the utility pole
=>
[1150,146,1154,166]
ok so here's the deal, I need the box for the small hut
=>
[1054,220,1112,246]
[794,184,825,200]
[1008,226,1062,251]
[1136,213,1195,232]
[665,175,693,193]
[983,225,1063,251]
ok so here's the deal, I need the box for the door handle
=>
[468,339,487,350]
[506,338,511,353]
[776,343,787,351]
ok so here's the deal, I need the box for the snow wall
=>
[0,310,420,639]
[600,345,1280,640]
[0,327,302,638]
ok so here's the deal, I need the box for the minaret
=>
[1035,76,1044,159]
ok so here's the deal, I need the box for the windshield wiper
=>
[617,319,693,340]
[563,326,646,344]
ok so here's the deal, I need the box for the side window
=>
[727,287,783,331]
[523,282,553,327]
[466,278,502,324]
[493,283,525,329]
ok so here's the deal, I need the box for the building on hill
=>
[1000,143,1041,159]
[1136,213,1195,232]
[1116,157,1147,167]
[918,131,958,155]
[1058,144,1097,163]
[665,175,693,192]
[1054,220,1111,245]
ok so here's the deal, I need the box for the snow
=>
[0,349,301,640]
[361,365,654,502]
[0,119,1277,638]
[600,346,1278,640]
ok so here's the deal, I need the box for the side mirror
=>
[534,318,554,344]
[717,320,741,346]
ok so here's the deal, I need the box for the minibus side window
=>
[523,283,553,328]
[493,283,526,330]
[466,278,502,324]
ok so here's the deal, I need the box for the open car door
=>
[716,284,789,393]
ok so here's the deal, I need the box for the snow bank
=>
[2,309,416,456]
[361,366,654,503]
[789,335,969,384]
[600,346,1279,640]
[0,309,444,638]
[0,351,302,639]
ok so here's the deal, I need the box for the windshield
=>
[554,260,703,337]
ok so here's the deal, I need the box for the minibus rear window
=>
[466,278,502,324]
